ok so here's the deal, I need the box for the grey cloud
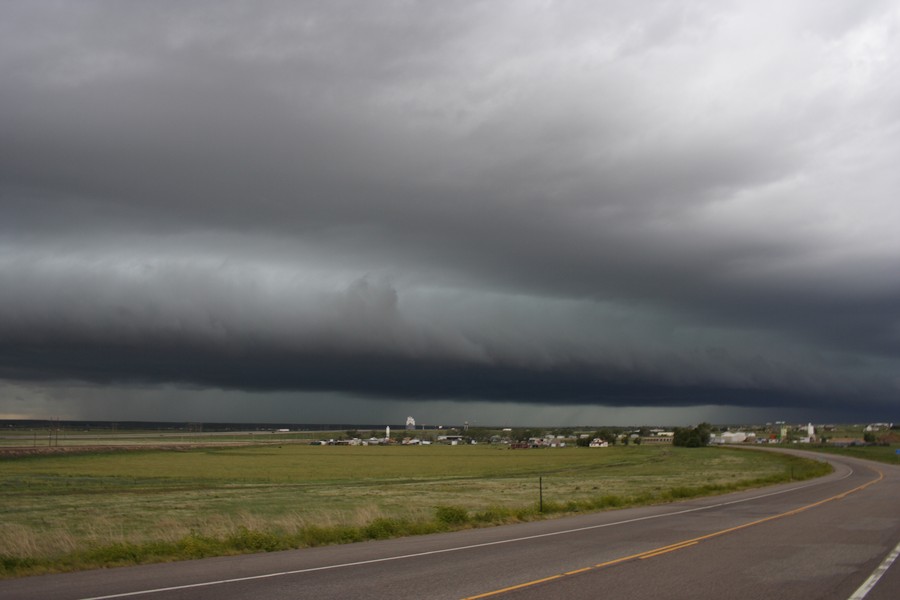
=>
[1,249,895,413]
[2,1,899,422]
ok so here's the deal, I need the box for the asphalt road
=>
[2,449,898,600]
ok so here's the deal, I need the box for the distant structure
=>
[807,422,816,442]
[406,416,416,430]
[866,423,893,431]
[385,426,391,440]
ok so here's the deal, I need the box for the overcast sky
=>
[2,1,899,426]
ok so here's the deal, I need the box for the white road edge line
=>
[79,465,854,600]
[848,539,900,600]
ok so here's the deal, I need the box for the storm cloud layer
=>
[2,1,899,422]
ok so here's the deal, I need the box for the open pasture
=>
[806,443,900,465]
[0,444,828,577]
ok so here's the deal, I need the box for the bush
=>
[227,527,284,552]
[83,542,145,565]
[434,505,469,525]
[177,532,223,558]
[591,495,624,509]
[300,525,363,547]
[363,518,403,540]
[0,555,37,578]
[665,486,700,500]
[473,506,514,523]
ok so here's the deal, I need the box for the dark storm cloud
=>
[2,1,899,419]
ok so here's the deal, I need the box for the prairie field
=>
[0,444,829,577]
[805,443,900,465]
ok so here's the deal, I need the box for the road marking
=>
[77,465,863,600]
[639,541,698,559]
[848,539,900,600]
[462,467,883,600]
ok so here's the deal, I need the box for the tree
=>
[673,423,711,447]
[519,429,543,442]
[697,422,712,446]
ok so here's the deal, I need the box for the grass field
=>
[0,429,306,448]
[803,443,900,466]
[0,444,830,578]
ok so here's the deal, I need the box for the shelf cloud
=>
[2,1,899,423]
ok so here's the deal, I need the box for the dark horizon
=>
[2,419,891,433]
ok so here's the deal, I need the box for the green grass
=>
[0,444,830,578]
[0,431,310,448]
[800,443,900,466]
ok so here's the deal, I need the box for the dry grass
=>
[0,444,828,576]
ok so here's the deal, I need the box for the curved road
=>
[2,449,898,600]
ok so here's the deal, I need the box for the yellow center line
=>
[639,541,699,559]
[461,468,884,600]
[563,567,593,576]
[465,574,564,598]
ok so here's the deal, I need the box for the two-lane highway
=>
[2,449,898,600]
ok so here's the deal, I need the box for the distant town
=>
[1,418,896,451]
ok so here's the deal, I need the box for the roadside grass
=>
[799,443,900,466]
[0,445,829,578]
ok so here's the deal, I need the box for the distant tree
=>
[697,423,712,446]
[782,428,799,443]
[673,424,711,448]
[519,429,543,442]
[467,428,494,443]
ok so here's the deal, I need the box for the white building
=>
[712,431,756,444]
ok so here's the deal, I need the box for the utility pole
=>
[539,477,543,513]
